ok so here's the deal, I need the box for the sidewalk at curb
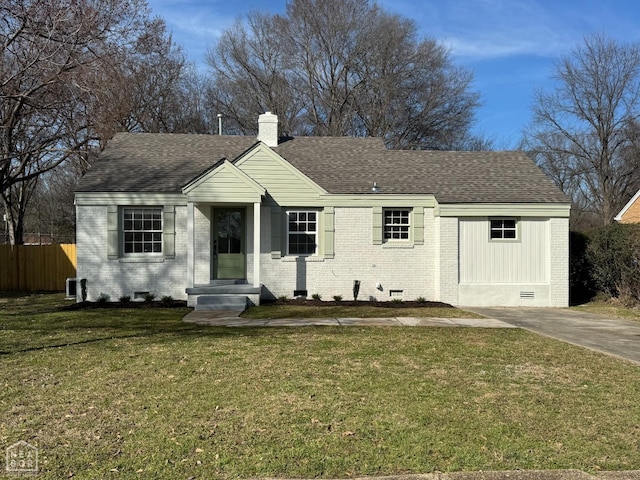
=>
[269,471,639,480]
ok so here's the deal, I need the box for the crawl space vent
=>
[520,291,535,300]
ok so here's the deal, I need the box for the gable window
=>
[384,209,410,241]
[287,210,317,255]
[490,218,517,240]
[123,207,163,254]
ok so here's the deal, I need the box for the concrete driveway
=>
[466,307,640,365]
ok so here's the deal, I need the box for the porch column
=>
[187,201,195,288]
[253,202,261,287]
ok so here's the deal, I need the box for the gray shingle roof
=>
[76,132,570,204]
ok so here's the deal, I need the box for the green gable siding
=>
[184,163,263,203]
[236,148,325,205]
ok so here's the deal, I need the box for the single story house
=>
[75,112,571,308]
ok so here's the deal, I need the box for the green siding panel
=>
[163,205,176,258]
[270,205,282,259]
[323,207,335,258]
[372,206,382,245]
[107,205,118,259]
[238,150,324,203]
[413,207,424,245]
[185,164,263,203]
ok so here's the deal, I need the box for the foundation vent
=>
[520,291,535,299]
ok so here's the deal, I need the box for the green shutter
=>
[323,207,335,258]
[271,204,282,259]
[413,207,424,245]
[372,206,382,245]
[107,205,118,259]
[163,205,176,258]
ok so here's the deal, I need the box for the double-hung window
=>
[123,207,163,254]
[287,210,317,255]
[490,218,517,240]
[383,209,410,241]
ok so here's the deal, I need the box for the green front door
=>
[213,208,245,279]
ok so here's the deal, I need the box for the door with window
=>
[212,208,245,279]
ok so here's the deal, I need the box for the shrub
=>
[391,297,403,304]
[311,293,322,300]
[332,295,343,301]
[118,295,131,303]
[569,230,595,305]
[143,293,156,303]
[96,293,110,303]
[161,295,173,306]
[277,295,289,302]
[586,223,640,304]
[416,296,427,303]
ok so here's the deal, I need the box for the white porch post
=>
[187,201,195,288]
[253,202,261,287]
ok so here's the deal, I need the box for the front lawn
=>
[1,294,639,478]
[241,301,482,319]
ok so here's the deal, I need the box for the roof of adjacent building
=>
[75,132,570,204]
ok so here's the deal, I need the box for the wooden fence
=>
[0,244,77,291]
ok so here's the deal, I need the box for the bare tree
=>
[0,0,199,244]
[206,0,481,149]
[526,34,640,226]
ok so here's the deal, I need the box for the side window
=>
[490,218,517,240]
[286,210,317,255]
[383,209,411,241]
[122,207,163,254]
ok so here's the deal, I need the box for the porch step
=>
[195,295,248,311]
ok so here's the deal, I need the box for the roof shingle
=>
[76,132,569,204]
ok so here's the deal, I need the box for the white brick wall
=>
[194,205,211,284]
[257,207,435,301]
[75,205,188,301]
[76,202,569,307]
[436,216,459,305]
[549,217,569,307]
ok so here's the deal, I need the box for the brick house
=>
[614,190,640,223]
[74,112,571,308]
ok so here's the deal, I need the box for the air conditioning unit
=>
[66,278,77,300]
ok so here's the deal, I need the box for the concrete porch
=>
[186,279,262,310]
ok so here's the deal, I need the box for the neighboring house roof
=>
[614,189,640,222]
[76,132,570,204]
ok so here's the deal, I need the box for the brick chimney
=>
[257,111,278,147]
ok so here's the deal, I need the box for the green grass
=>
[1,293,639,478]
[241,304,482,319]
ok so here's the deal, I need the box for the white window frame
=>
[122,207,163,255]
[489,217,518,241]
[286,210,318,256]
[383,208,411,242]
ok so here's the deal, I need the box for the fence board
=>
[0,244,76,292]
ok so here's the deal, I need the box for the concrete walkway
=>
[288,472,640,479]
[282,471,640,479]
[466,307,640,365]
[183,309,515,328]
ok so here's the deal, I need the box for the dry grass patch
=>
[571,300,640,322]
[1,293,639,478]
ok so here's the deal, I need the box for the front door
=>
[213,208,245,279]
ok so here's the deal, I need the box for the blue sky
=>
[148,0,640,148]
